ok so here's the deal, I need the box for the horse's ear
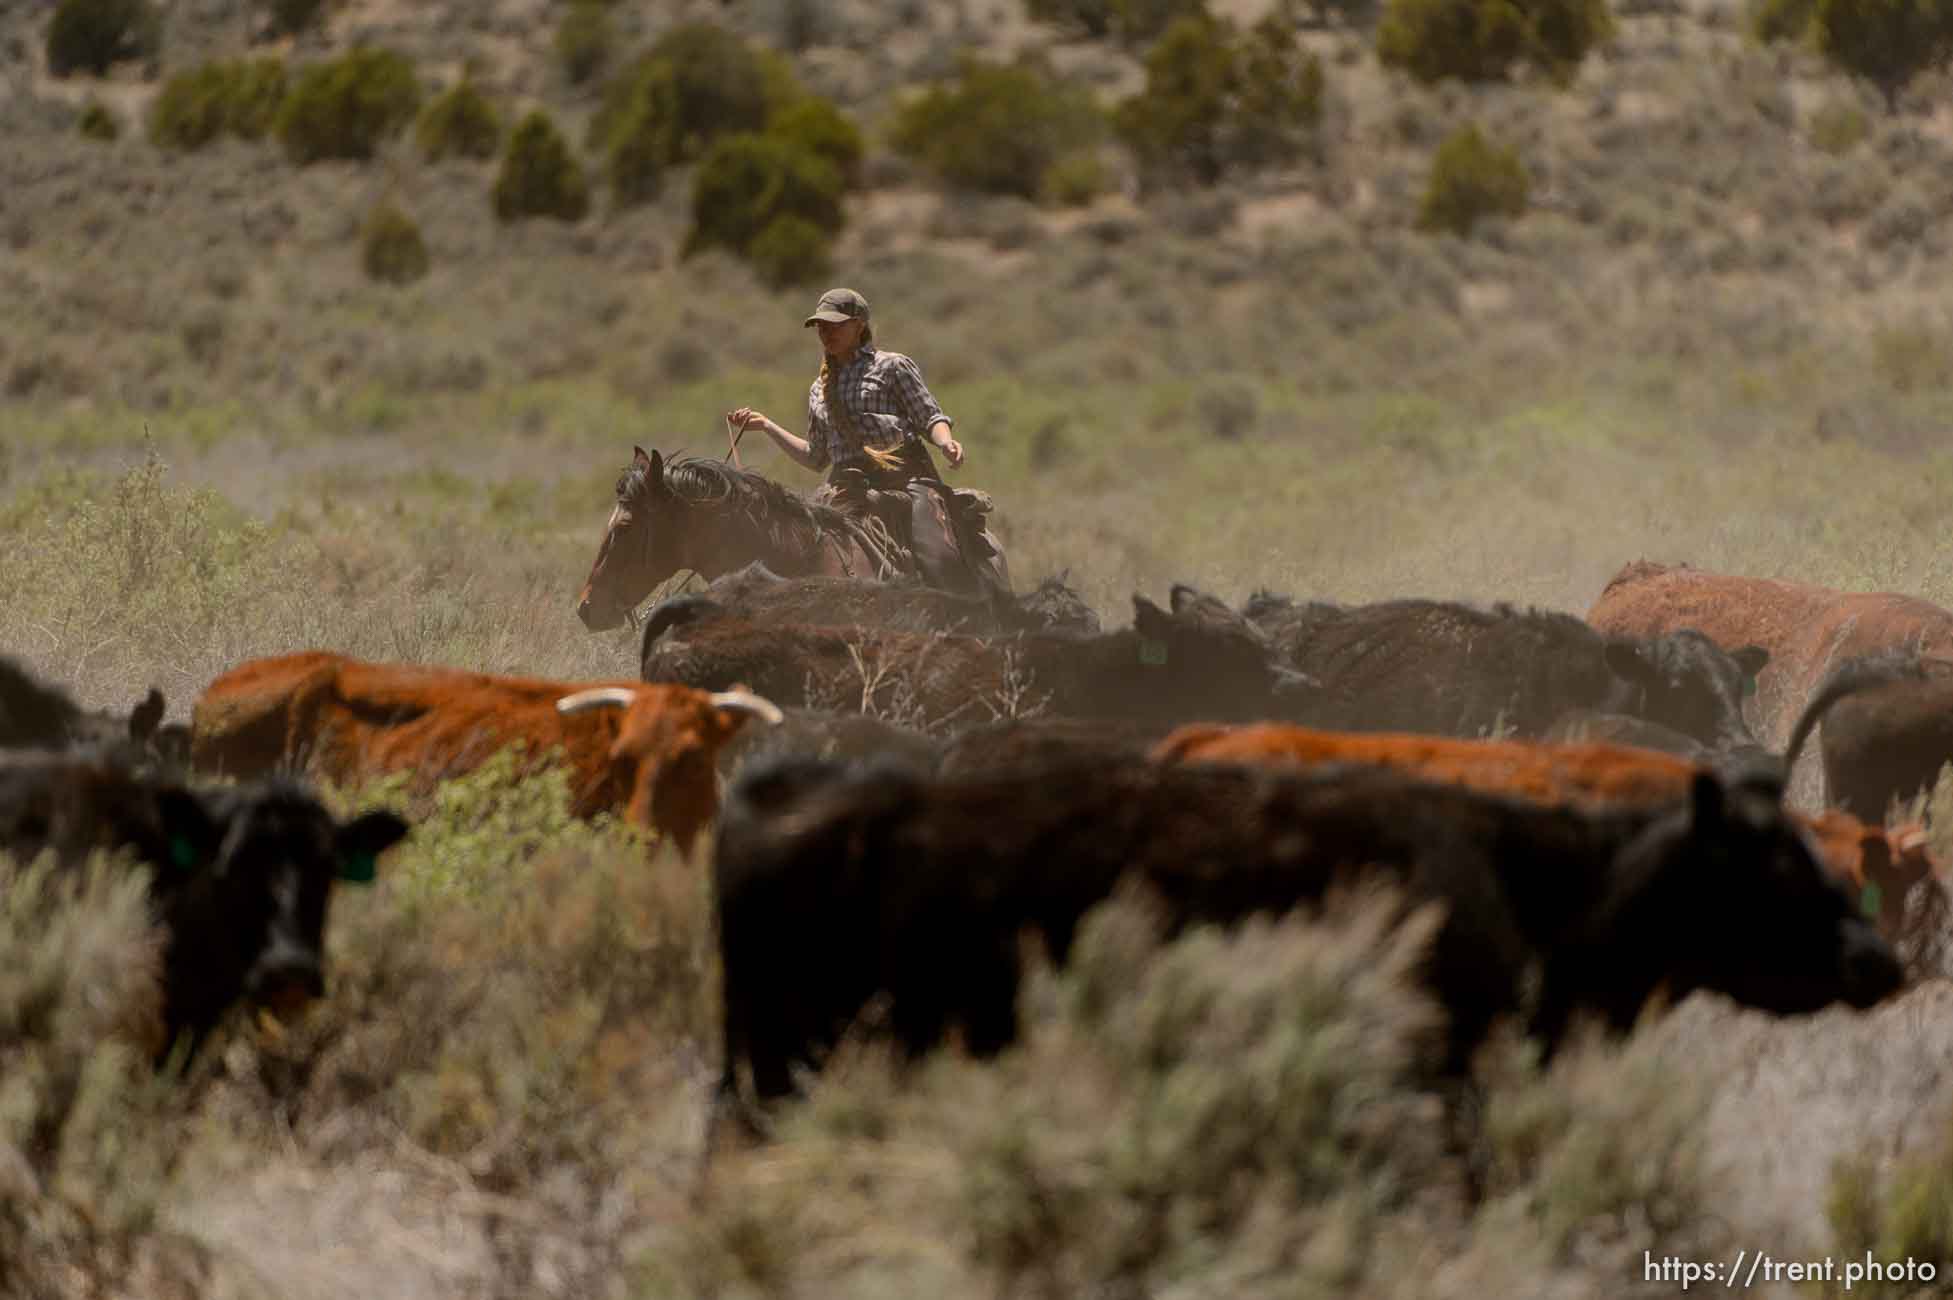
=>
[634,446,667,495]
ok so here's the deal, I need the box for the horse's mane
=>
[624,454,859,542]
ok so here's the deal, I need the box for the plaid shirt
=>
[805,345,952,474]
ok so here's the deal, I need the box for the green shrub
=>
[325,756,704,1171]
[1751,0,1821,40]
[1808,95,1872,152]
[1116,14,1323,188]
[1039,150,1110,205]
[1111,0,1212,42]
[148,58,288,151]
[604,80,666,207]
[890,58,1105,199]
[1417,122,1530,235]
[1377,0,1613,85]
[1828,1125,1953,1298]
[747,213,833,288]
[263,0,327,38]
[587,23,799,163]
[1229,15,1327,168]
[1025,0,1119,34]
[45,0,160,77]
[684,132,843,261]
[361,201,430,285]
[1813,0,1953,111]
[555,0,613,86]
[274,47,422,164]
[1291,0,1383,26]
[1027,0,1207,39]
[415,76,501,161]
[493,110,590,223]
[0,854,194,1295]
[78,98,120,141]
[766,97,864,187]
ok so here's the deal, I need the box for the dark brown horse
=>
[577,447,909,632]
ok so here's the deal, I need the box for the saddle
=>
[820,469,1010,597]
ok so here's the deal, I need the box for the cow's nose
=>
[249,945,326,1015]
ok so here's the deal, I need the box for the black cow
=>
[713,755,1900,1104]
[0,752,408,1060]
[0,656,190,768]
[642,586,1322,734]
[677,561,1101,637]
[714,707,943,783]
[934,716,1159,776]
[1242,592,1770,755]
[715,713,1155,786]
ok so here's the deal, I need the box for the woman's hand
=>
[728,407,770,434]
[934,433,964,469]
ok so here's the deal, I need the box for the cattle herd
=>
[9,555,1953,1136]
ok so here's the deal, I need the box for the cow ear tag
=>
[1742,675,1758,698]
[168,836,198,873]
[337,852,378,886]
[1860,881,1883,921]
[1139,638,1169,667]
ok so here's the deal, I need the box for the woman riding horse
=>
[729,287,1006,600]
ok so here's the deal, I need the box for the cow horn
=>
[709,690,784,725]
[556,687,640,714]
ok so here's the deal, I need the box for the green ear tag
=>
[1742,675,1758,698]
[1860,881,1883,921]
[1139,638,1169,667]
[168,836,197,873]
[337,852,377,886]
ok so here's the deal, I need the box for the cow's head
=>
[1602,630,1769,756]
[1120,587,1314,724]
[578,447,686,633]
[1011,573,1101,636]
[155,780,408,1059]
[1547,773,1903,1043]
[1801,813,1943,945]
[556,683,783,854]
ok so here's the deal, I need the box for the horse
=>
[576,446,921,633]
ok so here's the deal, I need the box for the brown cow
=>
[1154,722,1942,949]
[191,652,781,854]
[1587,560,1953,806]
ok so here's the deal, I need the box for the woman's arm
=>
[927,418,963,469]
[887,356,964,469]
[730,407,823,473]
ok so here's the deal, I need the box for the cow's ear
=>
[1687,770,1727,829]
[334,810,410,885]
[129,688,166,743]
[1132,595,1171,638]
[155,787,221,875]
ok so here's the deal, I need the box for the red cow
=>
[1587,560,1953,806]
[191,652,781,854]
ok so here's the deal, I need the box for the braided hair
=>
[817,324,904,473]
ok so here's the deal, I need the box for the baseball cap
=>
[804,287,870,327]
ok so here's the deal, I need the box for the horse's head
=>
[577,446,685,632]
